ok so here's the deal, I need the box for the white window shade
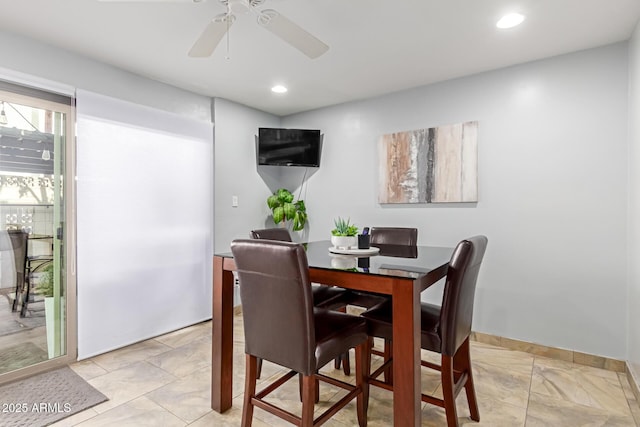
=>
[76,90,213,359]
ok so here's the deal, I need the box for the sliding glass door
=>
[0,86,75,382]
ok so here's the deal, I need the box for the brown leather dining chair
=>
[361,235,488,427]
[250,228,347,307]
[320,227,419,311]
[249,227,291,241]
[231,239,370,427]
[318,227,418,372]
[250,228,349,376]
[370,227,418,246]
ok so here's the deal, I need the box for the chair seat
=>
[317,290,389,311]
[314,288,381,376]
[362,300,442,352]
[314,308,368,368]
[312,284,347,306]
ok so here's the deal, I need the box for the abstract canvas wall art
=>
[378,121,478,204]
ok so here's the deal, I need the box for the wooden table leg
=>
[391,278,421,426]
[211,256,234,412]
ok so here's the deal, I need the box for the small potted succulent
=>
[331,217,359,249]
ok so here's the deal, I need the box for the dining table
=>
[211,240,454,426]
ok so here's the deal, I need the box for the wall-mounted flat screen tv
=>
[257,128,322,167]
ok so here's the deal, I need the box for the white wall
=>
[213,98,281,250]
[0,30,210,120]
[627,22,640,383]
[212,98,327,250]
[212,99,332,305]
[278,44,629,359]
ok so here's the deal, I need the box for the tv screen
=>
[258,128,321,167]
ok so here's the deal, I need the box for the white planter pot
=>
[331,235,357,249]
[44,296,65,358]
[44,297,55,358]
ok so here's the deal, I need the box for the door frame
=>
[0,88,77,384]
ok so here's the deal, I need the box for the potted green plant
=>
[267,188,308,231]
[35,263,54,298]
[331,217,359,249]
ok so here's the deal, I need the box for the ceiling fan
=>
[99,0,329,59]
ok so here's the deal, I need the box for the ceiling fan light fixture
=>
[227,0,250,14]
[271,85,287,94]
[188,0,328,59]
[0,102,8,125]
[496,13,525,29]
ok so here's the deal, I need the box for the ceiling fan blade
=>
[257,9,329,59]
[188,14,235,57]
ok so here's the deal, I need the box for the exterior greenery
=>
[35,263,54,297]
[266,188,308,231]
[331,217,358,236]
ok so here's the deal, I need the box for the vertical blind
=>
[76,90,213,359]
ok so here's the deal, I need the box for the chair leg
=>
[441,355,459,427]
[11,273,23,312]
[455,338,479,422]
[334,306,351,375]
[299,373,303,402]
[11,288,18,311]
[383,339,393,384]
[256,357,263,379]
[365,337,374,380]
[301,374,316,426]
[333,351,351,376]
[342,351,351,376]
[355,340,369,427]
[299,373,320,403]
[242,354,258,427]
[20,272,31,317]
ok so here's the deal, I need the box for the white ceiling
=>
[1,0,639,116]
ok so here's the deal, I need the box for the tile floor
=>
[51,314,640,426]
[0,292,48,374]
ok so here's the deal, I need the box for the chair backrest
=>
[10,230,28,276]
[370,227,418,246]
[250,228,292,242]
[439,235,488,356]
[231,239,317,375]
[1,230,28,279]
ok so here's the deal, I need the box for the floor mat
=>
[0,365,108,426]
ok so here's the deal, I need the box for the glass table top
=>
[216,240,453,279]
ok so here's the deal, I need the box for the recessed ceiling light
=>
[496,13,525,29]
[271,85,288,94]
